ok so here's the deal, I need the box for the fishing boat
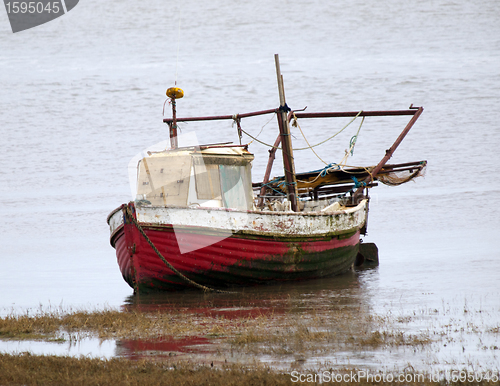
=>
[107,55,426,293]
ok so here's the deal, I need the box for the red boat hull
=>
[111,215,360,293]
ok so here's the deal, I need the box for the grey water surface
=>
[0,0,499,371]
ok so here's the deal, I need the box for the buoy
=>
[166,87,184,99]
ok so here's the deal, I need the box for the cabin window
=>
[136,155,191,206]
[192,154,253,210]
[193,163,222,200]
[219,165,252,210]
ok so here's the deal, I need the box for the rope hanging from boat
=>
[235,113,277,148]
[338,116,365,167]
[291,110,363,150]
[288,111,371,185]
[122,205,234,294]
[291,112,329,165]
[237,111,364,151]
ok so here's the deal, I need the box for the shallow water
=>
[1,0,499,372]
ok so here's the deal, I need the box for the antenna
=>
[174,6,182,85]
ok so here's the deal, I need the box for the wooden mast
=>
[275,54,298,212]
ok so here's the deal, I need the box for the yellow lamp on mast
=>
[166,87,184,99]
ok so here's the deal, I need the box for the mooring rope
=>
[122,205,234,294]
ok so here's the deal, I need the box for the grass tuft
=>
[0,354,293,386]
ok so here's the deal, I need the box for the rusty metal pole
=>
[258,135,282,208]
[353,106,424,199]
[163,108,277,125]
[169,97,178,149]
[166,87,184,149]
[275,54,298,212]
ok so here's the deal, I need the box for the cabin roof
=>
[145,144,254,160]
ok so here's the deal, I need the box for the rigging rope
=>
[233,113,275,146]
[237,113,281,150]
[239,111,364,151]
[292,111,363,150]
[292,112,329,165]
[339,116,365,167]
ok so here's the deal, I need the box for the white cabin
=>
[135,145,255,210]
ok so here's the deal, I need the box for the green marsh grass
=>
[0,354,293,386]
[1,354,499,385]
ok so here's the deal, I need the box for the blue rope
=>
[351,175,366,188]
[313,163,339,177]
[277,180,296,187]
[262,179,287,196]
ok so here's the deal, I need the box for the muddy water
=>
[1,0,499,372]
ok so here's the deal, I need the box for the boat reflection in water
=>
[116,336,214,361]
[115,270,379,365]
